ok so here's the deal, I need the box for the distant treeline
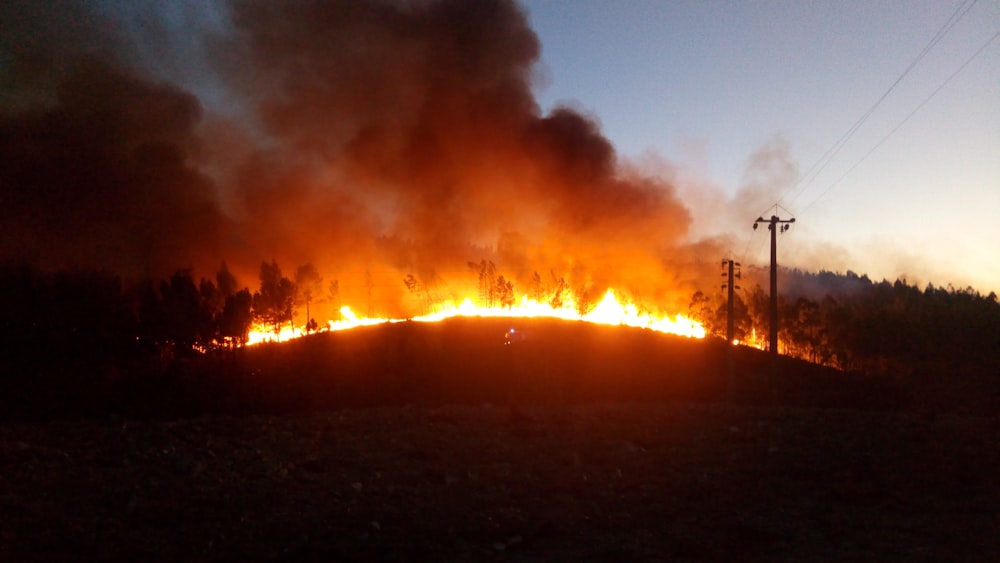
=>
[690,270,1000,414]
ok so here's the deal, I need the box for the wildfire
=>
[247,289,704,346]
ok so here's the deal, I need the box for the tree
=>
[198,277,223,347]
[468,260,497,307]
[529,271,543,302]
[404,273,431,315]
[216,262,238,298]
[253,260,296,334]
[688,290,719,338]
[745,284,771,349]
[160,269,203,355]
[136,278,167,348]
[495,275,515,309]
[729,292,752,344]
[782,296,823,362]
[220,288,253,347]
[294,263,322,332]
[548,272,568,309]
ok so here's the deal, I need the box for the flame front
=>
[247,288,704,346]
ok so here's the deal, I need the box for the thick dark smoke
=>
[1,1,227,279]
[1,0,713,316]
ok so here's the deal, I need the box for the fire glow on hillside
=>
[246,289,705,346]
[4,0,718,357]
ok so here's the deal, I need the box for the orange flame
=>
[247,288,704,346]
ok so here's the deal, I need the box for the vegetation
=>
[294,262,323,332]
[0,260,997,420]
[252,260,296,334]
[689,270,1000,414]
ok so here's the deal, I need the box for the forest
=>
[0,261,997,420]
[689,268,1000,414]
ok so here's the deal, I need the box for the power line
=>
[798,27,1000,216]
[781,0,981,209]
[735,1,981,273]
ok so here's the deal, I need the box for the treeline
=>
[0,260,325,354]
[690,270,1000,413]
[0,259,329,418]
[2,261,997,418]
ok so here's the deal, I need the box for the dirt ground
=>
[1,402,997,562]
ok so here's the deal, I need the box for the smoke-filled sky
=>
[523,0,1000,294]
[1,0,997,320]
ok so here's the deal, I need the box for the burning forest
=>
[3,3,999,561]
[1,0,998,420]
[0,0,715,324]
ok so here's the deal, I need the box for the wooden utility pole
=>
[753,215,795,356]
[721,258,741,403]
[721,259,741,343]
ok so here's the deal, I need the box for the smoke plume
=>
[1,0,713,316]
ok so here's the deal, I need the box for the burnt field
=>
[1,319,998,561]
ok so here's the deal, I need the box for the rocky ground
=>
[2,402,997,561]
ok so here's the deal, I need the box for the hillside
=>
[143,318,900,418]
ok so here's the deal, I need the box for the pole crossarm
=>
[753,215,796,231]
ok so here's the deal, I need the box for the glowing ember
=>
[246,288,704,346]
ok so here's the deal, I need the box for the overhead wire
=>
[782,0,981,210]
[734,0,987,271]
[739,204,787,270]
[798,27,1000,215]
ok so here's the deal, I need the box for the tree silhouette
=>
[220,288,253,347]
[198,278,223,344]
[253,260,296,334]
[529,271,543,302]
[468,260,498,307]
[403,273,431,315]
[161,269,204,356]
[495,275,514,309]
[136,278,167,350]
[548,272,568,309]
[294,263,322,332]
[216,262,238,298]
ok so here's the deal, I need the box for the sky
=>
[1,0,998,317]
[522,0,1000,293]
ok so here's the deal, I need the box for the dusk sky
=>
[523,0,1000,293]
[2,0,998,310]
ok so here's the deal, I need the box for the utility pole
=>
[753,215,795,356]
[721,259,741,343]
[721,258,741,403]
